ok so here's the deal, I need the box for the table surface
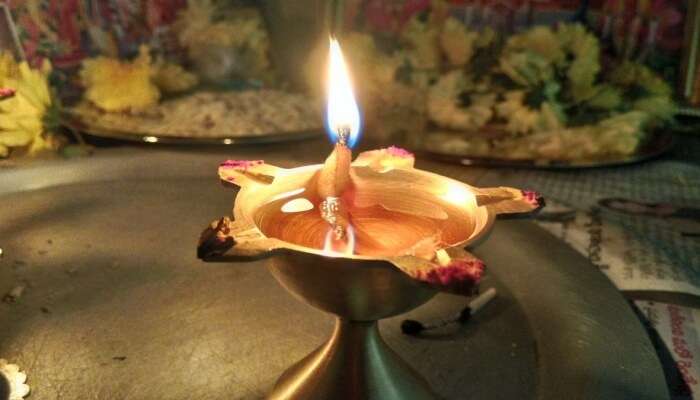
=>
[1,136,696,399]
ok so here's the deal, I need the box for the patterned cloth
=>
[478,134,700,291]
[5,0,186,68]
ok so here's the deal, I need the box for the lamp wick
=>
[336,125,350,147]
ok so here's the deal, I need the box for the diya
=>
[197,38,543,400]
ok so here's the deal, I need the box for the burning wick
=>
[317,38,358,244]
[336,125,350,146]
[319,125,351,240]
[400,288,497,336]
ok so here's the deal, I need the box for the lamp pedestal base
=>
[269,318,437,400]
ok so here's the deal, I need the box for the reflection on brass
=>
[319,196,344,240]
[266,251,438,399]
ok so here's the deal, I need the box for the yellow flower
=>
[428,70,494,131]
[80,45,160,112]
[0,56,58,157]
[499,51,554,87]
[558,24,600,101]
[636,67,672,97]
[505,26,564,66]
[153,61,198,94]
[496,90,563,135]
[608,62,636,87]
[475,27,497,49]
[440,17,478,66]
[608,61,675,122]
[401,17,441,70]
[501,23,602,101]
[609,61,672,97]
[592,111,649,155]
[586,85,622,110]
[633,96,676,122]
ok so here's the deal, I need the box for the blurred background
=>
[1,2,700,399]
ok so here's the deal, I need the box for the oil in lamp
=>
[198,38,543,400]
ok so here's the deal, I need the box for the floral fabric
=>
[3,1,688,79]
[6,0,186,68]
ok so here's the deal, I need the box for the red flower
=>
[417,258,485,294]
[0,88,16,99]
[522,190,545,208]
[385,146,413,158]
[219,160,265,171]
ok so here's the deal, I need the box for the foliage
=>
[335,17,675,141]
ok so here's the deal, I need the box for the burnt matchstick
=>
[401,288,497,335]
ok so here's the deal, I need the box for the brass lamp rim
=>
[241,209,496,262]
[203,148,543,292]
[284,214,491,257]
[233,163,498,261]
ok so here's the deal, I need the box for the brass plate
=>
[69,121,320,146]
[0,149,668,399]
[412,129,675,170]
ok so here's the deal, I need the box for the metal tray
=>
[413,129,675,170]
[65,117,321,146]
[0,149,668,399]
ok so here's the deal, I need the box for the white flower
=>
[0,359,30,400]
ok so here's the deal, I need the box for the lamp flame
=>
[323,224,356,256]
[326,38,361,148]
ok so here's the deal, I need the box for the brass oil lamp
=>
[198,38,543,400]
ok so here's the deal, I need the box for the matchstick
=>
[401,288,498,335]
